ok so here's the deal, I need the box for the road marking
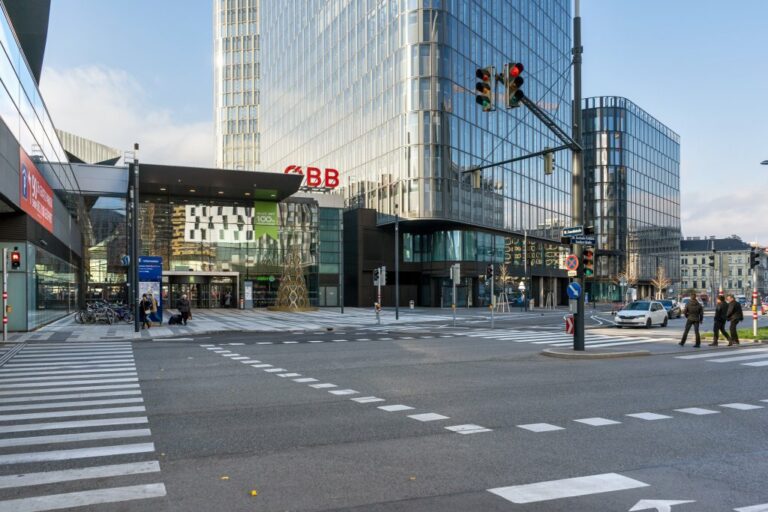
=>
[0,442,155,465]
[400,337,414,339]
[0,460,160,490]
[584,340,655,348]
[0,372,137,384]
[743,360,768,367]
[0,416,148,434]
[230,357,250,360]
[153,337,193,341]
[277,373,301,377]
[257,342,273,345]
[240,360,261,364]
[309,383,337,389]
[445,424,492,434]
[676,349,768,360]
[332,339,347,342]
[264,368,287,372]
[307,340,324,343]
[0,390,142,403]
[629,499,696,511]
[0,482,167,512]
[378,405,414,412]
[408,413,449,422]
[250,364,272,368]
[574,417,621,426]
[626,412,673,421]
[0,406,146,422]
[2,378,140,389]
[228,343,244,345]
[0,397,144,412]
[200,344,215,347]
[12,355,134,363]
[675,407,720,415]
[329,389,358,395]
[0,384,139,396]
[709,353,768,363]
[351,396,385,403]
[487,472,649,504]
[720,403,763,410]
[734,503,768,511]
[293,378,318,383]
[3,359,133,368]
[0,367,136,377]
[283,341,299,344]
[221,353,239,357]
[0,428,152,448]
[517,423,565,432]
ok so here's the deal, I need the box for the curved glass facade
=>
[582,96,681,301]
[260,0,572,235]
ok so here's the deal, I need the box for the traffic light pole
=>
[2,248,7,342]
[490,266,495,329]
[130,158,140,333]
[572,0,586,351]
[753,266,758,338]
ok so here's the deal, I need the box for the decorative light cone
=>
[272,245,314,311]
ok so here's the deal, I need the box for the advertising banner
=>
[254,201,279,240]
[138,256,163,323]
[19,148,54,234]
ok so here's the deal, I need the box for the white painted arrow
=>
[630,500,696,512]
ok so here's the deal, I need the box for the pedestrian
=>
[148,292,158,324]
[139,293,152,329]
[224,291,232,308]
[679,292,702,347]
[709,295,730,346]
[178,294,191,325]
[726,294,743,346]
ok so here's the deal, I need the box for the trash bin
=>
[409,300,415,309]
[529,299,535,309]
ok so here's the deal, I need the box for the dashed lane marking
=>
[516,423,564,433]
[488,472,649,505]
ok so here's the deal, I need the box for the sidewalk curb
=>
[541,347,650,359]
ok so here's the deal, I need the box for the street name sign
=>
[570,235,596,245]
[562,226,584,237]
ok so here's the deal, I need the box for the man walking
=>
[178,294,191,325]
[709,295,730,346]
[679,292,703,347]
[726,294,743,346]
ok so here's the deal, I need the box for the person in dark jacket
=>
[709,295,730,346]
[177,294,191,325]
[679,293,703,347]
[139,293,151,330]
[726,294,743,345]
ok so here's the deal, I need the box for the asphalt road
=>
[3,322,768,511]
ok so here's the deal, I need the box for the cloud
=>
[682,185,768,246]
[40,65,213,167]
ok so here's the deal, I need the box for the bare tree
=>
[611,261,639,302]
[650,266,671,299]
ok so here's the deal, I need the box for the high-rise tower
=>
[213,0,260,170]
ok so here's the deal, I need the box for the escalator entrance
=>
[161,271,239,309]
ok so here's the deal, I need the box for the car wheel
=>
[662,316,668,327]
[646,318,652,328]
[615,325,623,329]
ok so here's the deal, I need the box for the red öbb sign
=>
[284,165,340,189]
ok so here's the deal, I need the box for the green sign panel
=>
[254,201,278,240]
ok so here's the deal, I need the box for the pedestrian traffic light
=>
[486,264,494,280]
[582,248,594,278]
[373,268,380,285]
[503,62,524,108]
[543,148,554,175]
[10,250,20,269]
[709,252,716,268]
[750,248,760,269]
[381,266,387,286]
[475,67,495,112]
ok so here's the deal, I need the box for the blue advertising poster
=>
[138,256,163,323]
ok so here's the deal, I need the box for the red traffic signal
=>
[10,251,20,269]
[475,67,495,112]
[509,62,524,78]
[504,62,525,108]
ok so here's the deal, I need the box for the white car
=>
[615,300,669,328]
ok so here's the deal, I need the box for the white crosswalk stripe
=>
[463,329,670,348]
[675,347,768,369]
[0,343,166,511]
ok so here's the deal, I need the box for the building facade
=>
[0,0,85,331]
[259,0,574,307]
[214,0,260,170]
[680,237,767,300]
[582,96,681,301]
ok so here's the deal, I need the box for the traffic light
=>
[750,248,760,269]
[543,148,554,175]
[475,67,495,112]
[381,266,387,285]
[10,250,20,270]
[709,252,716,268]
[503,62,524,108]
[486,264,494,280]
[582,248,594,278]
[373,268,380,285]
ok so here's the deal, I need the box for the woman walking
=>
[139,293,152,329]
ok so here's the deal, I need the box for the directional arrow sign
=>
[629,499,696,511]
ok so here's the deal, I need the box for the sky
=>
[40,0,768,243]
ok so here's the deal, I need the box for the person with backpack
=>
[679,292,702,347]
[709,295,731,346]
[726,294,744,346]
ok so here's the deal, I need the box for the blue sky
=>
[40,0,768,242]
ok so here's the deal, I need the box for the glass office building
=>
[582,96,681,301]
[0,0,85,331]
[260,0,573,306]
[214,0,261,170]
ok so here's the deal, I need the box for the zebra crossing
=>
[0,342,166,510]
[464,329,672,348]
[676,346,768,369]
